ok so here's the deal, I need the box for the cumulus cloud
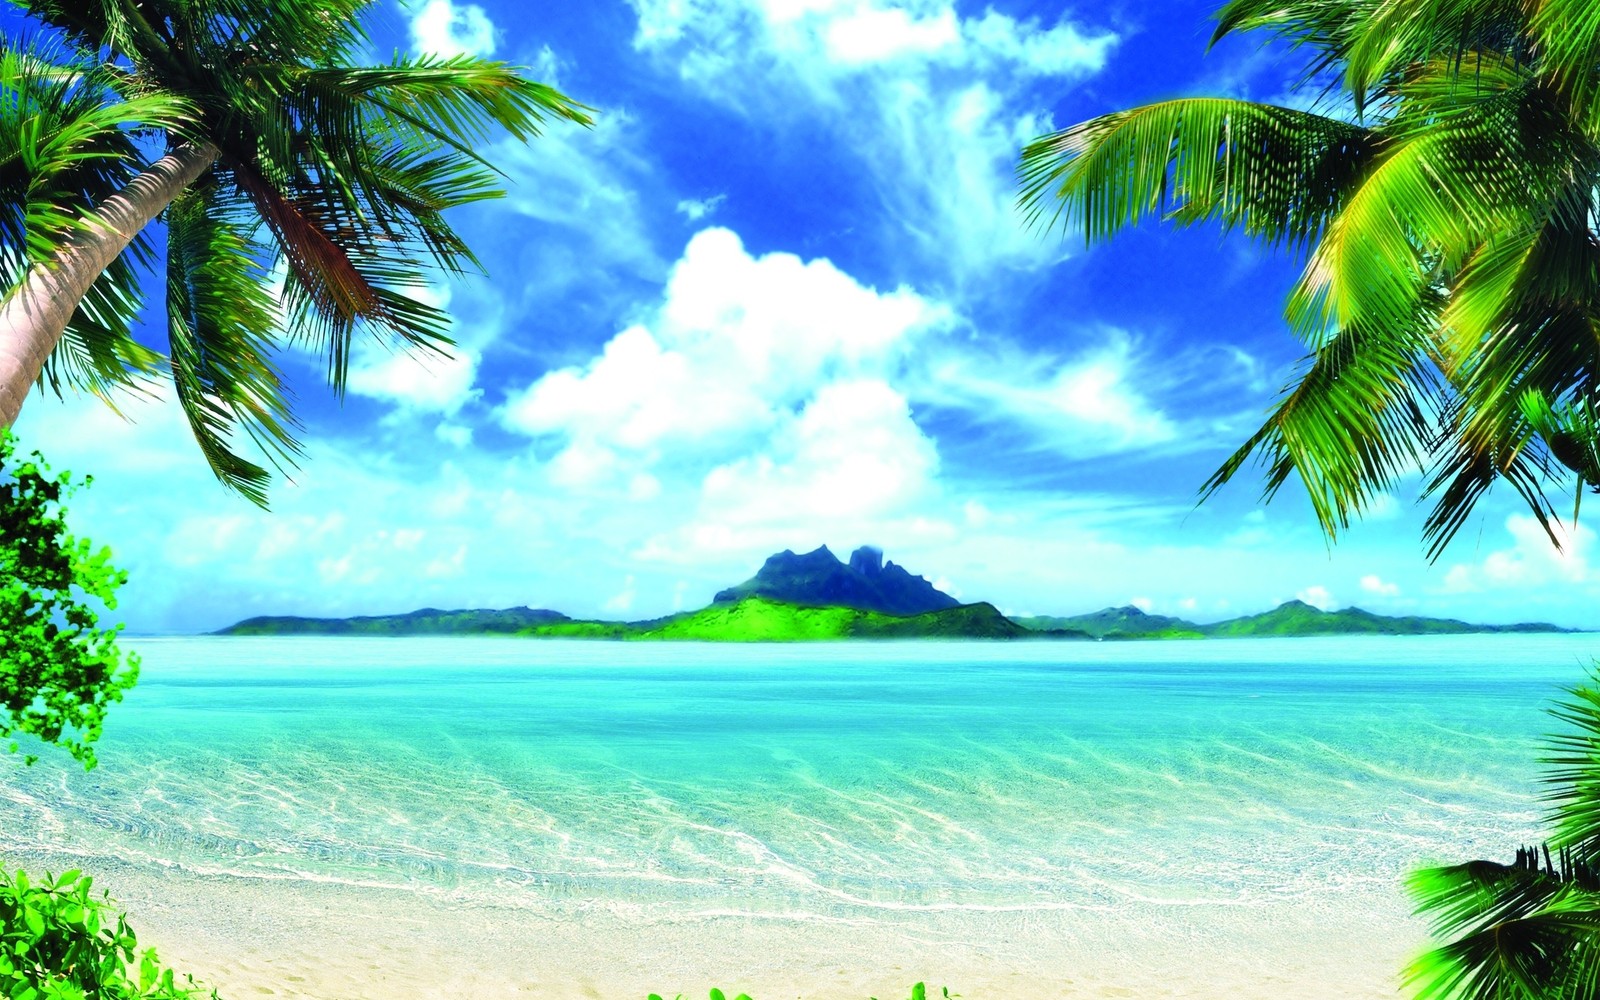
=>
[409,0,497,58]
[1360,574,1401,598]
[1296,585,1335,610]
[501,227,947,485]
[699,379,938,524]
[347,344,479,415]
[1443,515,1596,592]
[627,0,1116,282]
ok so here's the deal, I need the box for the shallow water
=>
[1,635,1593,998]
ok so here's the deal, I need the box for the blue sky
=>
[12,0,1600,633]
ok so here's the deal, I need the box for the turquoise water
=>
[0,634,1594,997]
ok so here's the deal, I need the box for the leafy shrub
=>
[0,868,217,999]
[0,430,139,768]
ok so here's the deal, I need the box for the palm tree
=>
[1018,0,1600,558]
[0,0,590,503]
[1407,673,1600,999]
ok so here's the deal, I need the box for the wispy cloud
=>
[626,0,1116,286]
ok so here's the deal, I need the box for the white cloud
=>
[425,545,468,579]
[605,575,639,613]
[409,0,497,58]
[1296,585,1335,611]
[483,107,666,300]
[1443,515,1596,592]
[1360,574,1401,598]
[914,333,1178,457]
[501,227,947,483]
[823,6,959,64]
[676,194,727,221]
[699,378,938,525]
[347,343,479,415]
[340,285,482,416]
[626,0,1116,282]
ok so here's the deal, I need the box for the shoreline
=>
[8,848,1430,1000]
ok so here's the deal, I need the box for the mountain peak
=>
[715,545,958,616]
[1275,599,1324,613]
[849,545,884,577]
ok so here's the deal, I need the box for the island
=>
[216,545,1575,640]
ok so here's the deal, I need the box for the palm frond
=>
[1201,311,1441,536]
[1542,679,1600,863]
[1019,98,1373,254]
[164,183,300,505]
[1287,76,1570,341]
[1341,0,1529,104]
[0,43,185,397]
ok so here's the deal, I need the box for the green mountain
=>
[1016,600,1568,638]
[1199,600,1567,637]
[713,545,960,616]
[1016,605,1204,639]
[216,606,570,636]
[523,597,1044,642]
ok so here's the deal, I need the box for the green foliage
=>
[0,430,137,769]
[1406,666,1600,999]
[0,868,217,999]
[0,44,184,399]
[522,597,1030,642]
[1019,0,1600,558]
[2,0,591,504]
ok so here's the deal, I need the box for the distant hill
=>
[1200,600,1568,637]
[523,597,1047,641]
[713,545,960,616]
[216,606,570,636]
[1015,600,1569,638]
[1017,605,1204,639]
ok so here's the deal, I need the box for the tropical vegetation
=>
[0,0,589,504]
[1019,0,1600,559]
[0,430,214,996]
[0,429,137,768]
[1020,1,1600,996]
[1406,671,1600,1000]
[0,868,217,999]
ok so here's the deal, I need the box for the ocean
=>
[0,634,1590,999]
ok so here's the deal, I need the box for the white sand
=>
[14,850,1428,1000]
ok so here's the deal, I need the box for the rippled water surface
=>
[2,635,1595,997]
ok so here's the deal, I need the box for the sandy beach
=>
[12,848,1427,1000]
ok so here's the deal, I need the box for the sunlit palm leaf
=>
[1202,312,1440,534]
[1,0,588,503]
[164,184,298,506]
[1019,99,1372,253]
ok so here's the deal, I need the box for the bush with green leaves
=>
[0,868,217,999]
[0,429,138,768]
[0,432,216,997]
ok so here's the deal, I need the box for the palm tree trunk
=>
[0,141,219,428]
